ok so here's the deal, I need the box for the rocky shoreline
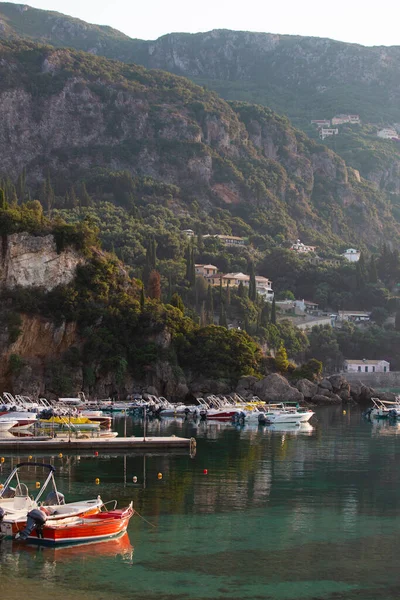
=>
[235,373,396,406]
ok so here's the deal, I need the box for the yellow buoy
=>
[0,457,4,464]
[28,456,33,460]
[157,472,163,480]
[95,478,100,485]
[58,453,63,458]
[35,482,40,489]
[343,410,347,415]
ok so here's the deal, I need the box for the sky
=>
[5,0,400,46]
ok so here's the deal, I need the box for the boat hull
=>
[22,507,133,545]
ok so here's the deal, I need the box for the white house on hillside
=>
[342,248,360,262]
[343,359,390,373]
[291,240,316,254]
[195,264,218,277]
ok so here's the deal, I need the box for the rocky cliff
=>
[0,40,397,249]
[0,232,84,290]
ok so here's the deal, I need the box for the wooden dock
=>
[0,436,196,453]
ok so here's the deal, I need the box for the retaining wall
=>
[343,371,400,388]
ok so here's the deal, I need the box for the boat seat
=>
[87,511,124,519]
[50,506,82,516]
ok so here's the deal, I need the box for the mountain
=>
[2,3,400,197]
[0,38,397,250]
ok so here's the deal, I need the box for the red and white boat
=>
[15,503,134,545]
[0,462,103,537]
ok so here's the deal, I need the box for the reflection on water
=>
[2,407,400,599]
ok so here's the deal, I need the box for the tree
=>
[171,293,185,313]
[271,297,277,325]
[226,282,231,306]
[219,301,228,328]
[356,252,367,288]
[0,188,7,210]
[200,301,207,327]
[80,182,92,208]
[140,285,145,310]
[205,285,214,324]
[275,344,289,373]
[238,281,246,298]
[148,270,161,300]
[248,261,256,302]
[369,256,378,284]
[261,302,270,327]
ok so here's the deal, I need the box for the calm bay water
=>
[2,407,400,599]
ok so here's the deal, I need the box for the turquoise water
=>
[2,407,400,599]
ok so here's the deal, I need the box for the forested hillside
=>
[0,38,397,251]
[2,3,400,198]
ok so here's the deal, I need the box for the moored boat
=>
[14,503,134,545]
[0,463,103,537]
[258,403,314,425]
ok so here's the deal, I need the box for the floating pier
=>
[0,436,196,453]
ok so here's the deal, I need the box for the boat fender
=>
[17,509,47,541]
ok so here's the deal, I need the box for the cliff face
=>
[0,232,84,290]
[0,40,398,248]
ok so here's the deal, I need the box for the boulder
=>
[296,379,318,399]
[236,376,259,397]
[317,388,333,397]
[319,378,333,391]
[349,380,363,399]
[327,374,346,392]
[339,389,351,402]
[311,394,342,405]
[253,373,304,404]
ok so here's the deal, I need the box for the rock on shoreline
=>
[235,373,390,406]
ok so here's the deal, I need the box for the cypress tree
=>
[205,285,214,324]
[368,256,378,284]
[190,246,196,286]
[226,282,231,306]
[271,297,277,325]
[238,281,245,298]
[140,285,145,310]
[171,293,185,313]
[80,182,92,207]
[219,301,228,328]
[275,344,289,373]
[248,261,256,302]
[200,301,207,327]
[261,302,270,327]
[148,270,161,300]
[185,244,192,282]
[0,188,7,210]
[356,252,367,287]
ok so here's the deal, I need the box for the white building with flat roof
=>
[342,248,360,262]
[343,359,390,373]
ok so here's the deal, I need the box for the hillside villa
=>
[311,119,331,128]
[201,269,274,301]
[338,310,371,323]
[377,128,399,140]
[343,359,390,373]
[332,114,361,125]
[290,240,317,254]
[203,234,246,246]
[320,128,339,140]
[342,248,360,262]
[195,264,218,277]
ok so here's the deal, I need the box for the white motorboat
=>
[366,398,400,419]
[0,462,103,538]
[258,403,314,425]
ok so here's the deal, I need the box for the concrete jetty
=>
[0,436,196,453]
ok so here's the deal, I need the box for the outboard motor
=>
[16,509,47,541]
[258,413,267,425]
[44,491,65,506]
[388,409,397,419]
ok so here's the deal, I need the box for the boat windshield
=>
[0,462,61,505]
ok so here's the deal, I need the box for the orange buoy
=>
[35,482,41,489]
[157,472,163,480]
[95,478,100,485]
